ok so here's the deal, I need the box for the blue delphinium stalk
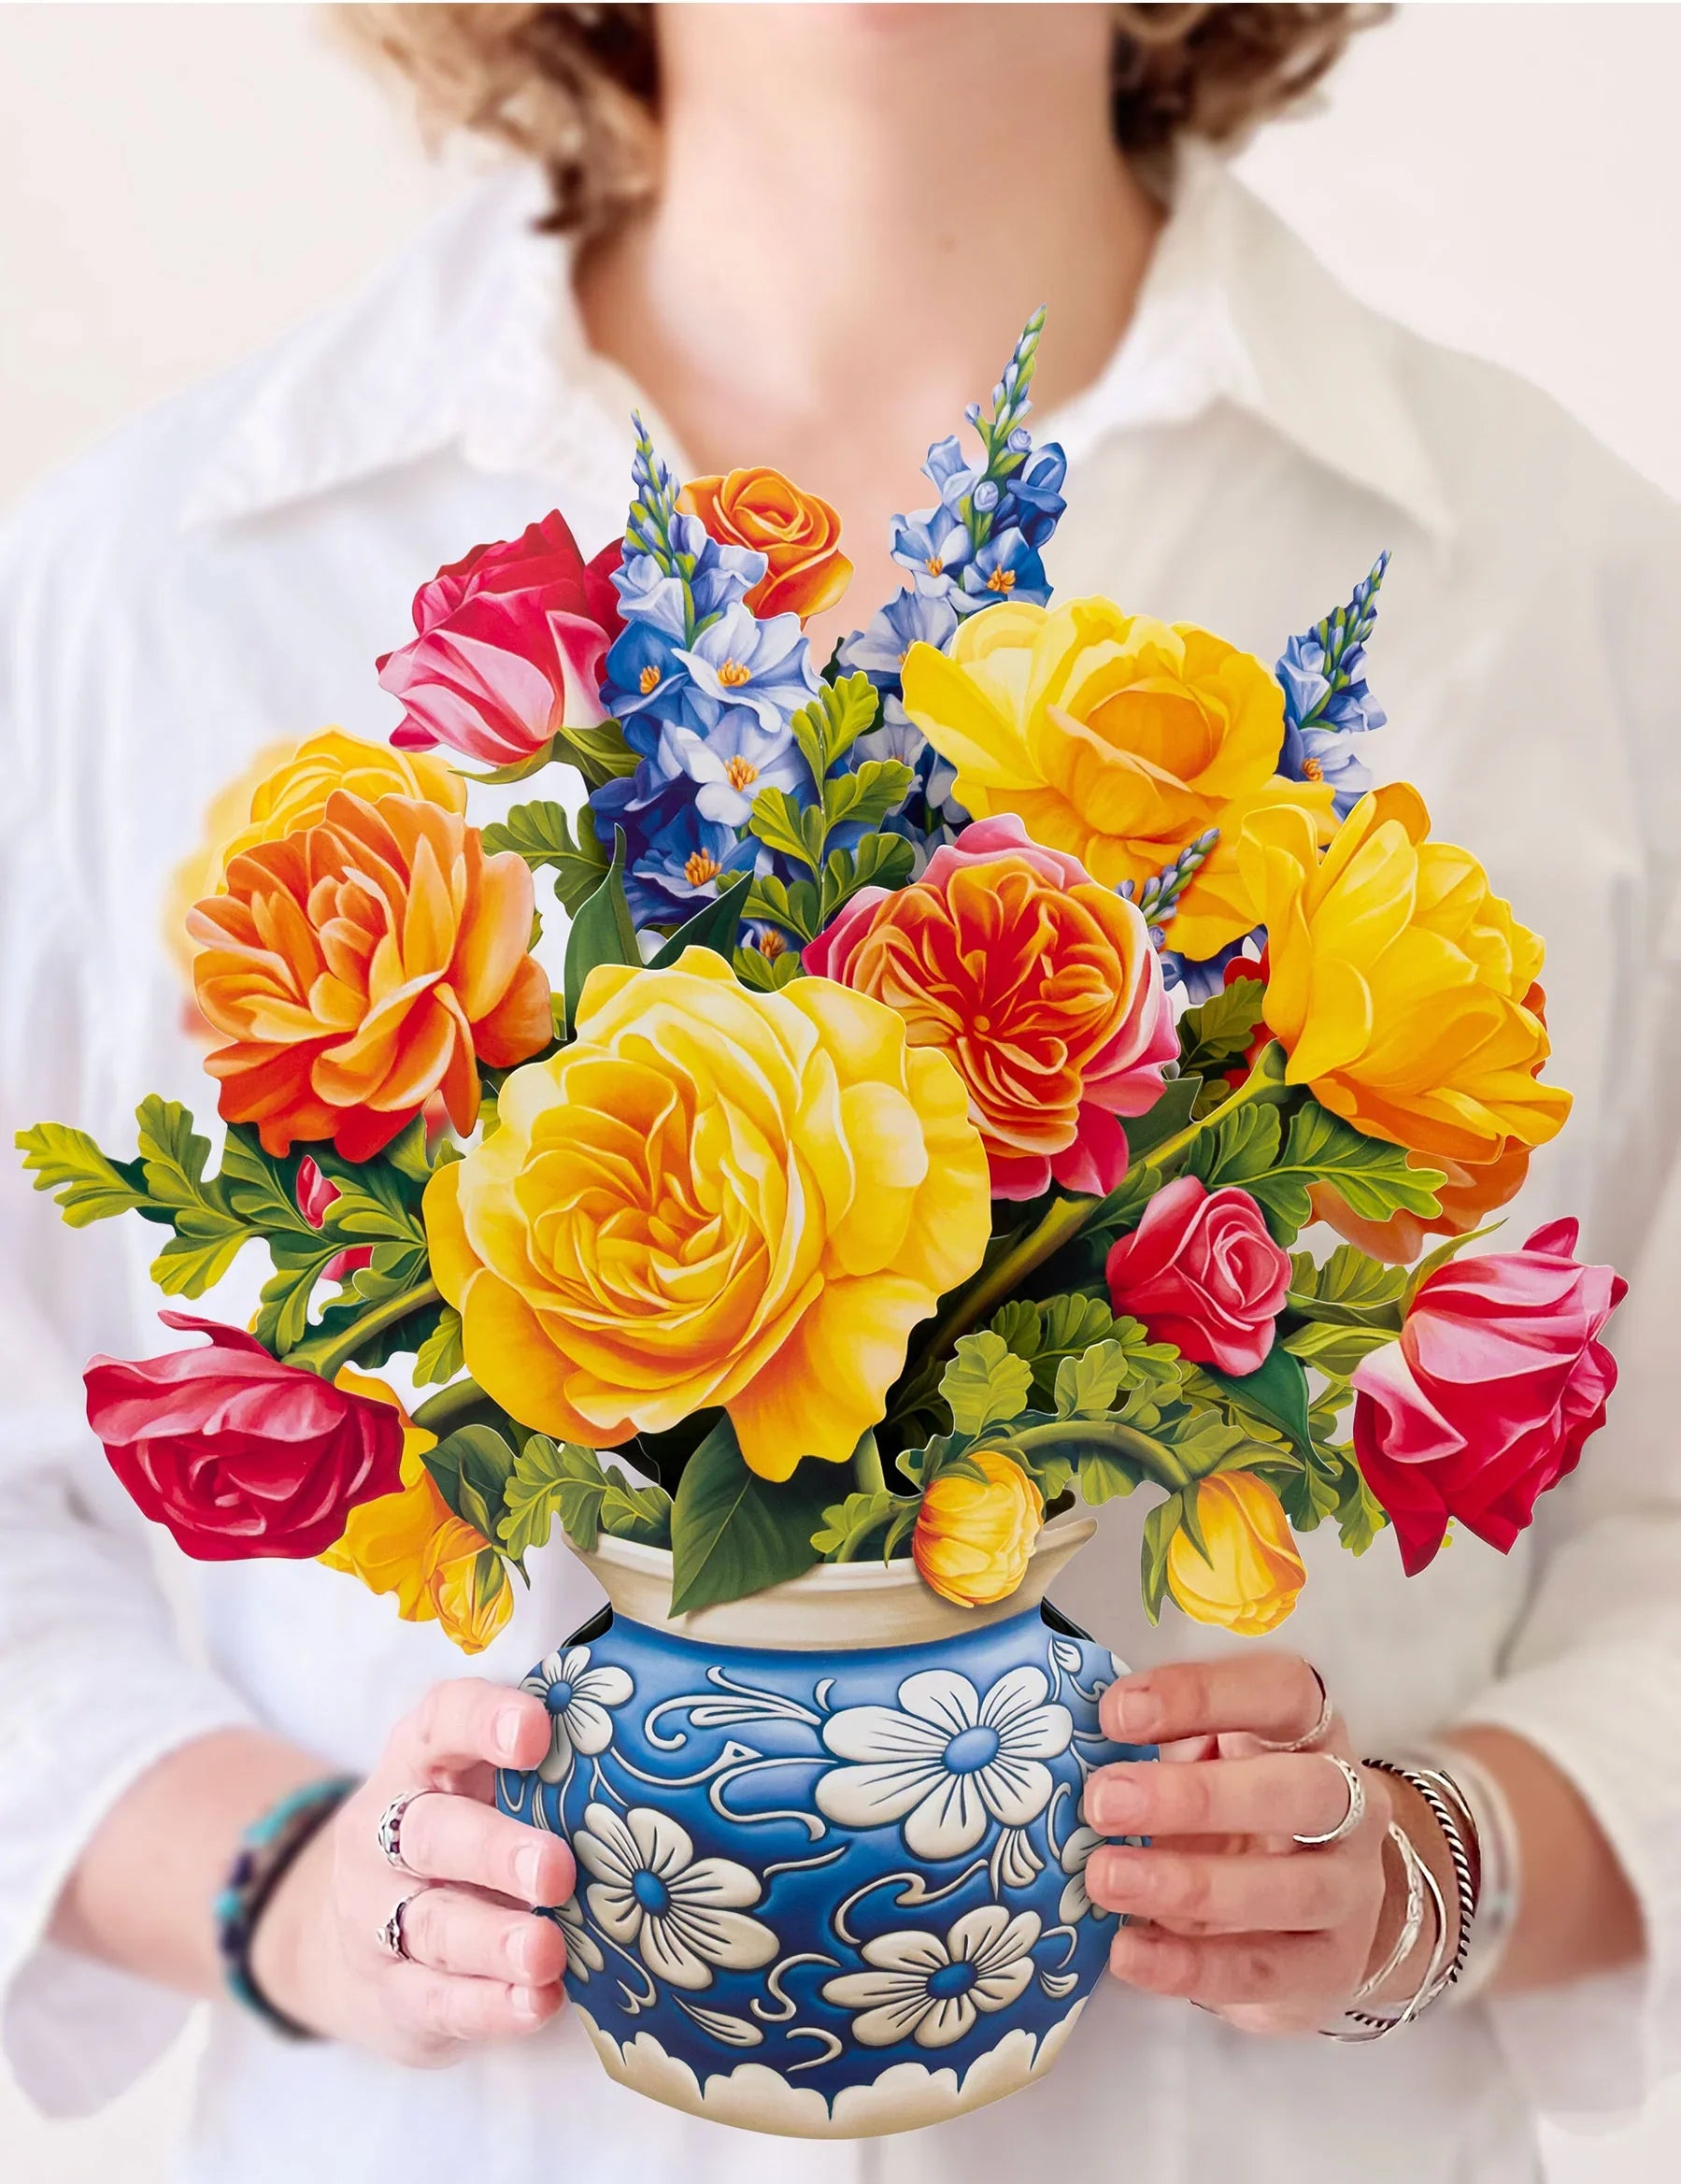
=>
[1276,551,1389,818]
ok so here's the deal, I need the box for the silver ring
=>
[376,1789,429,1872]
[1291,1753,1367,1848]
[1252,1666,1334,1753]
[378,1894,420,1963]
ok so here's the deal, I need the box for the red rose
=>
[84,1313,405,1561]
[295,1154,373,1285]
[378,514,623,768]
[1351,1219,1625,1575]
[1105,1175,1290,1375]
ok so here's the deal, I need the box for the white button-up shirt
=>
[3,148,1679,2184]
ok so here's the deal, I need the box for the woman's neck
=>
[576,3,1161,641]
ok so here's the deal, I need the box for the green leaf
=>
[819,759,914,835]
[744,873,821,945]
[1053,1339,1133,1420]
[1281,1320,1397,1377]
[810,1489,917,1562]
[1286,1243,1409,1328]
[1141,1493,1182,1624]
[15,1121,152,1227]
[1175,977,1266,1078]
[789,671,879,785]
[939,1332,1036,1437]
[1114,1075,1204,1163]
[748,789,827,873]
[733,942,804,991]
[1181,1101,1282,1192]
[1333,1463,1389,1554]
[1077,1448,1140,1505]
[502,1435,672,1561]
[1246,1102,1446,1245]
[819,833,915,923]
[1203,1345,1314,1453]
[1274,1454,1341,1534]
[150,1229,255,1297]
[422,1424,520,1547]
[551,717,640,792]
[648,873,754,967]
[480,801,611,918]
[563,826,640,1028]
[668,1417,835,1616]
[414,1306,465,1388]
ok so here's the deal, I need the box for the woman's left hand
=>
[1085,1652,1394,2034]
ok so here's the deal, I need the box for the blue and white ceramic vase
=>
[497,1515,1152,2138]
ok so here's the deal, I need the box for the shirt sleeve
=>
[0,555,254,2117]
[1453,511,1681,2120]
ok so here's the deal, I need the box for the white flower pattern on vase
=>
[1057,1823,1110,1926]
[815,1666,1074,1859]
[547,1891,605,1979]
[574,1802,779,1992]
[822,1906,1043,2048]
[520,1645,634,1785]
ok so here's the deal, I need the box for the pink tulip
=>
[1351,1219,1625,1575]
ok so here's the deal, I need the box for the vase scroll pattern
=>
[498,1605,1150,2137]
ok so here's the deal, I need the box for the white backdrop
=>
[2,3,1678,2179]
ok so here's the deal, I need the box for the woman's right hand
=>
[250,1678,576,2065]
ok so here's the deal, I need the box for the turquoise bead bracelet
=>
[214,1775,359,2039]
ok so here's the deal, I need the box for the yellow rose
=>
[425,949,990,1482]
[164,727,466,970]
[1238,783,1572,1166]
[912,1450,1044,1607]
[902,599,1335,959]
[321,1372,512,1653]
[1166,1472,1305,1637]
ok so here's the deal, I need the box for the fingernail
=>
[517,1846,546,1902]
[512,1987,543,2022]
[495,1706,526,1762]
[1105,1685,1161,1739]
[1091,1846,1150,1906]
[1087,1768,1147,1829]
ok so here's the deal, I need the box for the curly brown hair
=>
[343,4,1385,238]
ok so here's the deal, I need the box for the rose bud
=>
[1166,1472,1306,1636]
[912,1450,1045,1608]
[1104,1175,1290,1376]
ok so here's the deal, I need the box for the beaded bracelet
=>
[214,1775,359,2040]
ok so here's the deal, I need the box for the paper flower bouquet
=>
[19,316,1623,2134]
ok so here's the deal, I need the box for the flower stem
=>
[920,1193,1098,1361]
[1008,1420,1194,1494]
[411,1374,496,1438]
[1133,1041,1289,1178]
[311,1279,441,1382]
[852,1430,888,1496]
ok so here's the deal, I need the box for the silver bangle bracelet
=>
[1410,1740,1521,2003]
[1324,1840,1450,2042]
[1352,1821,1428,2003]
[1363,1758,1478,2000]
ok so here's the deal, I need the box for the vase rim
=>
[567,1515,1099,1652]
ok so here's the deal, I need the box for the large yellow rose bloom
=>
[902,599,1335,960]
[1166,1472,1305,1637]
[424,949,991,1482]
[1238,783,1571,1165]
[164,727,466,969]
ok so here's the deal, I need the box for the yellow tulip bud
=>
[912,1451,1045,1608]
[1166,1473,1305,1637]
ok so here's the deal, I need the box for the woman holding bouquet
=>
[1,6,1676,2180]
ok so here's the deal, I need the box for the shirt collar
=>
[185,143,1453,544]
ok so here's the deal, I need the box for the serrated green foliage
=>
[503,1435,673,1561]
[15,1121,151,1226]
[563,827,640,1030]
[744,872,821,945]
[1053,1339,1133,1420]
[1181,1101,1282,1192]
[414,1306,466,1387]
[1140,1494,1182,1624]
[423,1424,520,1548]
[820,759,914,835]
[1286,1244,1409,1328]
[820,833,914,921]
[939,1332,1036,1437]
[733,942,805,991]
[668,1418,834,1615]
[747,788,826,871]
[1175,978,1266,1078]
[479,801,611,917]
[1245,1102,1446,1243]
[1281,1320,1397,1377]
[790,671,879,786]
[810,1489,919,1563]
[648,873,754,967]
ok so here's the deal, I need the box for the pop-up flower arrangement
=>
[19,317,1622,2135]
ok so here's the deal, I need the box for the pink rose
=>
[84,1314,405,1561]
[295,1155,373,1285]
[1105,1176,1290,1375]
[1351,1219,1625,1575]
[805,814,1177,1199]
[378,514,623,767]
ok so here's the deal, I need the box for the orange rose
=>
[680,466,852,622]
[189,791,551,1160]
